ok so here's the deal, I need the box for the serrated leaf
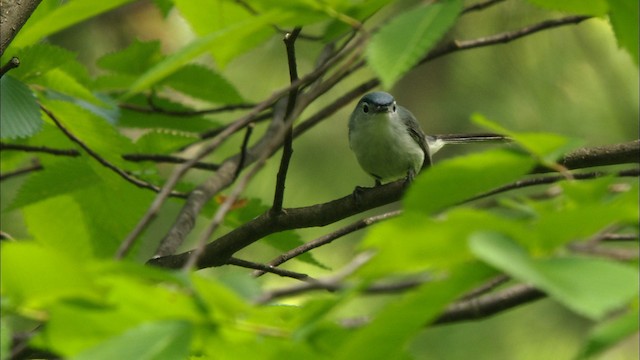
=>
[526,0,608,15]
[0,75,42,139]
[97,40,164,75]
[470,232,640,320]
[41,100,134,166]
[161,64,244,104]
[36,68,105,106]
[608,0,639,65]
[366,0,463,88]
[71,320,192,360]
[9,44,78,81]
[10,0,138,49]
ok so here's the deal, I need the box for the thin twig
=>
[462,0,506,14]
[256,251,375,304]
[119,102,256,117]
[0,57,20,77]
[122,154,220,171]
[0,160,43,181]
[227,257,314,281]
[254,210,401,277]
[234,123,255,180]
[271,27,302,214]
[0,142,80,156]
[40,105,188,199]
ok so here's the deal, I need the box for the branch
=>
[0,142,80,156]
[119,102,256,117]
[0,56,20,77]
[142,32,367,258]
[227,257,313,281]
[121,154,220,171]
[40,105,188,198]
[271,27,302,214]
[0,159,42,181]
[148,142,638,270]
[533,140,640,173]
[0,0,42,56]
[254,210,402,277]
[433,284,546,324]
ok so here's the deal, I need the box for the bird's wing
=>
[399,106,431,168]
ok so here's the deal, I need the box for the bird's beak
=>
[375,104,393,113]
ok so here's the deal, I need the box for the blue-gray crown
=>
[360,91,395,106]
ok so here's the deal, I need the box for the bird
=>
[348,91,508,185]
[348,91,430,185]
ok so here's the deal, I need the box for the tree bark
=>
[0,0,42,56]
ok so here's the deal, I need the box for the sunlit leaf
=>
[366,0,463,88]
[10,0,137,49]
[97,40,164,75]
[161,64,244,104]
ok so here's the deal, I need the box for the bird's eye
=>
[392,102,397,112]
[362,103,369,113]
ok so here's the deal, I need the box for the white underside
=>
[349,113,424,182]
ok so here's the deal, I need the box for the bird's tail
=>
[426,133,511,155]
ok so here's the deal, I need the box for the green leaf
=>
[21,194,95,258]
[10,0,138,49]
[161,64,244,104]
[366,0,463,88]
[173,0,252,35]
[9,44,79,82]
[577,308,640,359]
[360,209,516,276]
[608,0,639,65]
[405,148,536,215]
[37,68,105,106]
[118,96,219,132]
[97,40,164,75]
[0,75,42,139]
[72,320,192,360]
[526,0,608,15]
[10,158,99,210]
[134,130,198,154]
[470,232,640,319]
[1,242,97,307]
[337,262,495,360]
[41,100,135,166]
[122,11,288,99]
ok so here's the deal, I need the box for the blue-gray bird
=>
[348,91,506,185]
[348,91,429,185]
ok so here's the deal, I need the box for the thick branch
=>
[148,142,638,269]
[0,0,42,56]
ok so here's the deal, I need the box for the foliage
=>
[1,0,638,359]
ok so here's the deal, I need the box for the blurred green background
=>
[3,0,638,358]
